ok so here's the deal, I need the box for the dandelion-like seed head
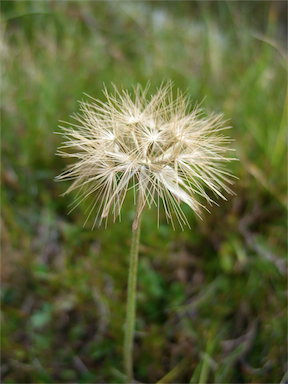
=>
[56,81,237,230]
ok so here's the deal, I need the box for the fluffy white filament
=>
[56,81,236,230]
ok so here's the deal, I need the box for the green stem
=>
[124,201,142,383]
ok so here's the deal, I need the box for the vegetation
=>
[1,1,287,383]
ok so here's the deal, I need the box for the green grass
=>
[1,1,287,383]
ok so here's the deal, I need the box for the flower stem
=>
[124,200,142,383]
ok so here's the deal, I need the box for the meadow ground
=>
[1,1,287,383]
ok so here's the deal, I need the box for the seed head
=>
[56,81,236,230]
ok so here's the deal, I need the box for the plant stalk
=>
[124,200,142,383]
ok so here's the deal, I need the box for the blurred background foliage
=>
[1,1,287,383]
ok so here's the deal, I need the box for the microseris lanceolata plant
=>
[56,81,236,382]
[56,82,236,230]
